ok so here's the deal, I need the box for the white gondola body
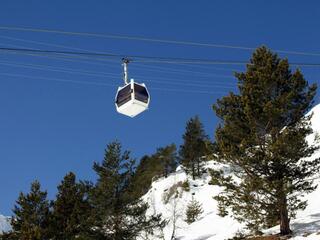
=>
[115,79,150,117]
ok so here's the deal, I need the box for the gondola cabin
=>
[115,79,150,117]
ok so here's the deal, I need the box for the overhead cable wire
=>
[0,35,236,78]
[0,36,238,78]
[0,42,122,65]
[0,35,99,53]
[0,61,236,89]
[0,46,121,59]
[0,44,236,86]
[2,49,237,84]
[1,46,320,67]
[162,62,242,72]
[0,46,247,65]
[0,44,120,67]
[0,35,125,66]
[0,34,243,75]
[0,72,227,95]
[0,41,236,91]
[0,43,235,89]
[1,25,320,57]
[0,72,117,87]
[131,63,234,78]
[0,60,121,78]
[0,39,236,78]
[135,61,239,73]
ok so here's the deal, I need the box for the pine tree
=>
[131,155,162,199]
[131,144,177,199]
[155,144,177,178]
[212,46,320,235]
[0,232,18,240]
[180,116,210,179]
[50,172,92,239]
[89,140,165,239]
[185,197,203,224]
[11,181,51,240]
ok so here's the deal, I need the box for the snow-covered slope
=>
[1,105,319,239]
[142,162,244,240]
[0,215,11,234]
[264,104,320,240]
[142,104,320,240]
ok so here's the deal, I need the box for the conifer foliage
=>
[90,140,165,239]
[11,181,51,240]
[131,155,162,198]
[132,144,178,198]
[180,116,210,179]
[155,144,178,178]
[185,197,203,224]
[212,46,320,235]
[0,141,167,240]
[50,172,92,239]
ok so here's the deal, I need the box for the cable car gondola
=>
[115,59,150,117]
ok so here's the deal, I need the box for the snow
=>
[0,215,11,234]
[263,104,320,240]
[141,162,244,240]
[1,104,320,239]
[141,104,320,240]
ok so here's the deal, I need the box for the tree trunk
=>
[192,163,195,180]
[165,163,168,178]
[197,160,200,177]
[279,193,291,235]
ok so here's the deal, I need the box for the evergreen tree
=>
[89,140,165,239]
[11,181,51,240]
[131,155,162,199]
[155,144,177,178]
[50,172,93,239]
[212,46,320,235]
[185,197,203,224]
[180,116,210,179]
[0,231,18,240]
[132,144,177,199]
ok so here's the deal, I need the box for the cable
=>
[1,49,238,87]
[0,46,247,66]
[0,72,227,95]
[1,45,236,79]
[0,34,241,74]
[0,35,100,53]
[0,43,237,88]
[0,45,317,89]
[131,63,234,78]
[0,44,236,89]
[0,35,125,66]
[0,35,236,80]
[0,61,236,89]
[2,46,320,67]
[0,43,120,67]
[0,43,315,90]
[0,35,233,80]
[0,60,121,78]
[0,72,117,87]
[0,44,237,86]
[0,46,121,59]
[1,25,320,57]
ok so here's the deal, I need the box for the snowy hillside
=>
[142,162,244,240]
[141,104,320,240]
[265,104,320,240]
[1,105,319,239]
[0,215,11,234]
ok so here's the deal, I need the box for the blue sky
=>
[0,1,319,215]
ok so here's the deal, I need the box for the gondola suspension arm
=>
[122,58,130,85]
